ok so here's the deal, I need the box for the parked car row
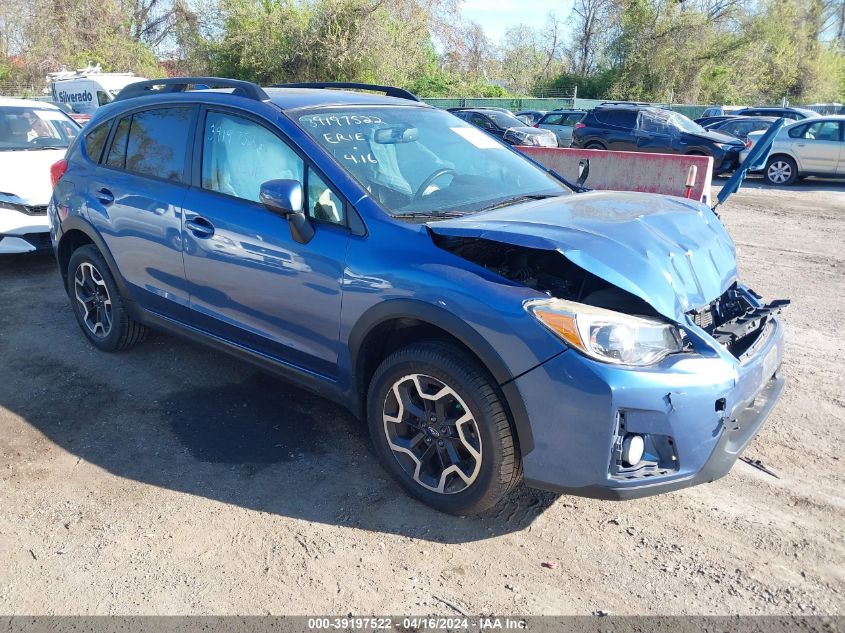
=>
[449,101,843,186]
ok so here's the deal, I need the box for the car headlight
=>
[526,299,684,366]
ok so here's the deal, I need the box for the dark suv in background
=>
[571,104,746,173]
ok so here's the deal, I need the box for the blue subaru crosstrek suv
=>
[48,78,787,515]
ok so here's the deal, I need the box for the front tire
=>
[367,342,521,515]
[67,245,147,351]
[585,142,606,150]
[765,156,798,186]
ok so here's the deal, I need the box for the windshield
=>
[0,107,79,150]
[296,106,569,216]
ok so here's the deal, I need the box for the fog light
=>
[621,434,645,466]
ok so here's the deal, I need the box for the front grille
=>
[0,202,48,215]
[688,285,788,359]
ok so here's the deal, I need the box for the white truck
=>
[47,64,146,116]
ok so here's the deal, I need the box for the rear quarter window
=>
[83,121,111,163]
[105,116,131,168]
[788,124,809,138]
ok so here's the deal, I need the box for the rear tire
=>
[585,142,606,150]
[765,156,798,186]
[67,245,147,351]
[367,342,521,515]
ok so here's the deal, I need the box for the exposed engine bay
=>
[433,234,790,359]
[432,235,659,316]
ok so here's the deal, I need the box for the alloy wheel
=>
[382,374,482,494]
[767,160,792,184]
[74,262,113,338]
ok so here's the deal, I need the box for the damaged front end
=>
[425,191,788,499]
[427,191,787,366]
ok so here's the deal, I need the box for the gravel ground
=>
[0,177,843,616]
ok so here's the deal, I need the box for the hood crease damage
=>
[428,191,739,323]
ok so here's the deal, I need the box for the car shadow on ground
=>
[0,252,559,544]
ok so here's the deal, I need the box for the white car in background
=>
[742,115,845,185]
[0,97,80,253]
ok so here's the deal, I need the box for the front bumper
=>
[715,149,742,173]
[514,317,786,499]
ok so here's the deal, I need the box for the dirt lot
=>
[0,177,843,616]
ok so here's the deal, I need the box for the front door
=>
[180,108,349,378]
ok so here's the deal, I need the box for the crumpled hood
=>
[428,191,738,322]
[0,149,66,205]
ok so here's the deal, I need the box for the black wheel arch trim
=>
[347,298,535,454]
[57,216,134,301]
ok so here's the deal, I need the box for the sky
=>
[460,0,574,42]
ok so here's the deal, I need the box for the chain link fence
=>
[0,80,48,99]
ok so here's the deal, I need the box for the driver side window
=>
[201,111,304,203]
[469,114,494,130]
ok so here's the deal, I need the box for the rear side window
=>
[561,113,584,126]
[105,116,130,168]
[83,122,111,163]
[540,114,563,125]
[468,113,495,130]
[595,109,638,128]
[125,108,192,182]
[796,120,841,141]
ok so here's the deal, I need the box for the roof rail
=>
[114,77,270,103]
[599,101,651,106]
[273,82,421,103]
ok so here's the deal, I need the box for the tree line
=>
[1,0,843,105]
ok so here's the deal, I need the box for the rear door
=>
[180,107,349,377]
[88,105,195,317]
[790,120,842,174]
[634,110,675,153]
[593,109,638,150]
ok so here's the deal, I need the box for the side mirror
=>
[259,179,314,244]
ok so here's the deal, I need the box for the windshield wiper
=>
[475,193,563,212]
[13,146,67,151]
[394,210,467,220]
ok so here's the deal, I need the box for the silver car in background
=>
[535,110,587,147]
[742,115,845,185]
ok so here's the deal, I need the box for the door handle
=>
[796,143,806,148]
[96,188,114,205]
[185,216,215,238]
